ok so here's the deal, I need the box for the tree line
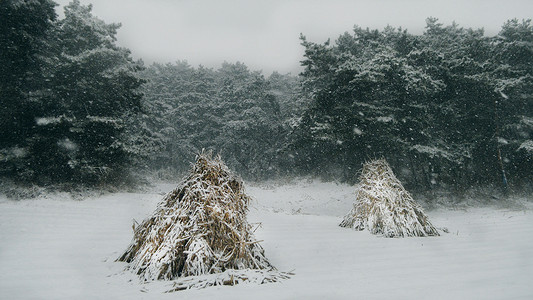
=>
[293,18,533,191]
[1,0,531,194]
[134,61,303,180]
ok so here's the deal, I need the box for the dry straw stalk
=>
[340,159,440,237]
[118,151,281,287]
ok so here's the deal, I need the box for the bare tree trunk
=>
[494,95,509,195]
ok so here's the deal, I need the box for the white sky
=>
[54,0,533,75]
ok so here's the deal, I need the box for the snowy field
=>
[1,180,532,299]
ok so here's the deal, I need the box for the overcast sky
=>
[54,0,533,75]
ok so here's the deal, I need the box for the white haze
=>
[53,0,533,74]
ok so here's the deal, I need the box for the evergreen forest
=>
[1,0,532,196]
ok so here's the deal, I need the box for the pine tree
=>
[491,19,533,187]
[1,0,144,187]
[294,27,444,182]
[0,0,57,180]
[43,0,144,185]
[138,61,286,180]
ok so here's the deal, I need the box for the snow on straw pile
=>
[340,159,439,237]
[118,152,286,289]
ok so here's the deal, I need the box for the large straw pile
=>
[340,159,439,237]
[118,152,283,288]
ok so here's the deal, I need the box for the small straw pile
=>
[118,151,284,289]
[340,159,439,237]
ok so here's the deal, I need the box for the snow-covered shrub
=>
[340,159,439,237]
[118,151,286,288]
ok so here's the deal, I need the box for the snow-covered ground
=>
[1,180,532,299]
